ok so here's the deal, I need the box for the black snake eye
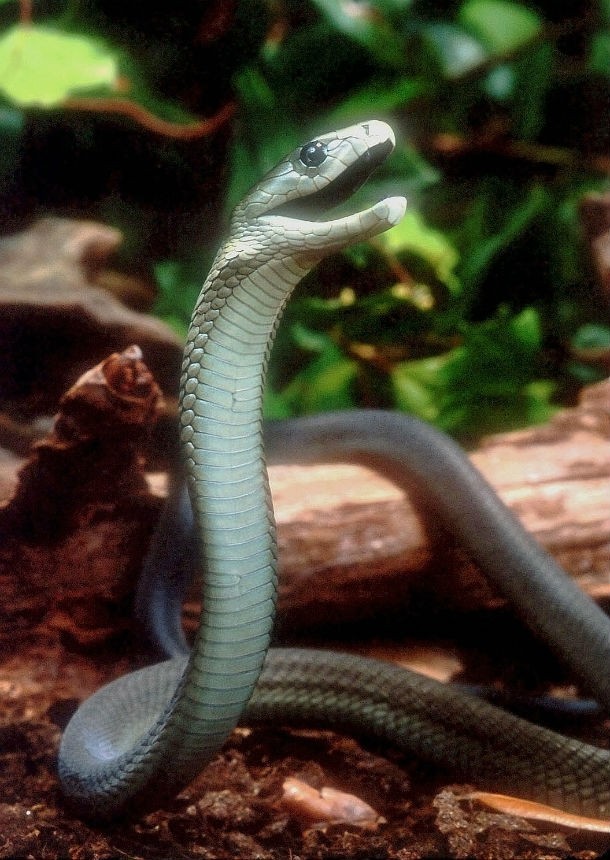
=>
[299,140,327,167]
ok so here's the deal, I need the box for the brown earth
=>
[0,350,609,859]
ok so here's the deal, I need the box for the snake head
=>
[231,120,406,258]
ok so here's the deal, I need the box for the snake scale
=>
[59,121,610,822]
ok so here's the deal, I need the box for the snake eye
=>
[299,140,327,167]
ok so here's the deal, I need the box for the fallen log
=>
[265,379,610,629]
[1,354,608,643]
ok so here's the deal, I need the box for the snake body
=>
[59,121,610,821]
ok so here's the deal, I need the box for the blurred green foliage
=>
[1,0,609,439]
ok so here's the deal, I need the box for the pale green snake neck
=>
[58,120,610,823]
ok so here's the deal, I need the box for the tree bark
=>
[262,378,610,629]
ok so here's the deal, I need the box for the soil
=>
[1,631,610,860]
[1,353,609,859]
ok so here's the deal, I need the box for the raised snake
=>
[59,121,610,821]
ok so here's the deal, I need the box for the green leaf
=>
[329,76,429,120]
[0,25,117,107]
[263,387,294,420]
[422,22,487,77]
[153,259,206,337]
[378,209,461,294]
[484,64,515,99]
[589,31,610,76]
[391,352,454,423]
[391,308,555,436]
[275,328,358,414]
[509,306,541,351]
[458,0,542,55]
[456,182,550,300]
[308,0,407,68]
[571,323,610,358]
[511,42,555,139]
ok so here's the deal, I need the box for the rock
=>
[0,217,182,438]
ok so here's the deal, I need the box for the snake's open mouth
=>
[268,138,394,222]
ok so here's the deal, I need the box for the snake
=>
[58,120,610,822]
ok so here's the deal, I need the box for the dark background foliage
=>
[1,0,609,439]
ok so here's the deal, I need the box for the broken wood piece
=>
[0,346,164,650]
[467,792,610,833]
[280,777,383,828]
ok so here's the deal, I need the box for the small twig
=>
[61,97,235,140]
[19,0,32,25]
[429,131,610,176]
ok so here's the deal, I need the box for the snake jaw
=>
[258,194,407,258]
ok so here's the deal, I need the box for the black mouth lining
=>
[267,139,393,221]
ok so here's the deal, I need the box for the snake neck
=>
[175,248,310,739]
[179,248,310,521]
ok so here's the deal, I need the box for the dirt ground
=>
[2,627,610,860]
[1,356,609,859]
